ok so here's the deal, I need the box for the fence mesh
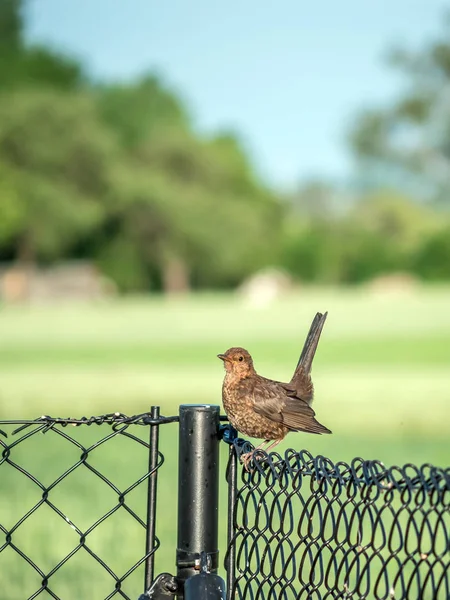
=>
[2,415,449,600]
[0,412,171,600]
[226,442,450,600]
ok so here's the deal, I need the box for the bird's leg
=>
[240,439,272,471]
[255,439,272,453]
[261,438,283,453]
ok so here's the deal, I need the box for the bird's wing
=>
[281,373,314,403]
[252,378,331,435]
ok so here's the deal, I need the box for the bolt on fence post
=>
[176,404,224,597]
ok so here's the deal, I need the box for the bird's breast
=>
[222,377,287,440]
[222,378,252,424]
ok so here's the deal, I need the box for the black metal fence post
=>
[224,444,237,600]
[144,405,160,590]
[176,404,225,598]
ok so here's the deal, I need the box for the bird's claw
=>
[240,451,255,472]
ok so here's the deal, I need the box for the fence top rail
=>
[0,410,230,437]
[231,439,450,494]
[1,412,448,493]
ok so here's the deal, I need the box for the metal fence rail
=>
[225,443,450,600]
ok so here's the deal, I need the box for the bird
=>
[218,311,331,469]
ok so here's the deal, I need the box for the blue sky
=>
[26,0,448,188]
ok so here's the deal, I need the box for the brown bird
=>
[218,311,331,469]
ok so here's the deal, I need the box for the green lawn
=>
[0,287,449,598]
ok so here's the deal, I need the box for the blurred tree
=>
[0,0,22,50]
[351,190,438,249]
[0,0,83,90]
[0,164,23,247]
[0,90,119,263]
[16,0,450,290]
[413,227,450,280]
[93,77,283,293]
[98,126,282,292]
[289,179,338,219]
[349,13,450,204]
[280,189,441,284]
[97,75,189,148]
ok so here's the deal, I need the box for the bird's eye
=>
[239,356,244,362]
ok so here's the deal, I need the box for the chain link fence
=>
[226,442,450,600]
[0,411,172,600]
[1,407,449,599]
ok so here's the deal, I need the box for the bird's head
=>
[217,347,255,378]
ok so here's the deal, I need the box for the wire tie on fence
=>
[12,417,49,435]
[219,424,238,444]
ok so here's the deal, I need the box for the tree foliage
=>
[349,15,450,203]
[1,1,450,292]
[0,1,283,292]
[0,89,118,261]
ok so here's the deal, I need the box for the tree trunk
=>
[161,254,190,295]
[16,230,35,265]
[9,231,35,302]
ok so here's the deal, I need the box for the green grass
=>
[0,287,449,598]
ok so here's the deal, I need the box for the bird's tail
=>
[291,311,328,378]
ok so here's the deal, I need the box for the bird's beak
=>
[217,354,228,362]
